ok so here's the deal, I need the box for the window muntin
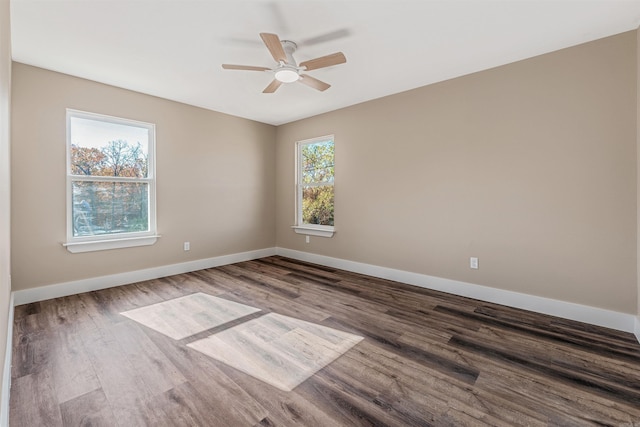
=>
[296,136,334,229]
[66,110,156,245]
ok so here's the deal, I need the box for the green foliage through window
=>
[299,138,334,226]
[68,111,154,239]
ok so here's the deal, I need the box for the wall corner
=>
[636,25,640,341]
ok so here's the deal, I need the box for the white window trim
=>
[64,109,158,253]
[291,224,335,238]
[63,235,160,253]
[293,135,335,238]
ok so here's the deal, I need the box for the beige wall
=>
[6,30,640,316]
[0,0,11,412]
[276,31,637,314]
[11,63,276,290]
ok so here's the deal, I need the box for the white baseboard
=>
[1,292,14,427]
[276,247,637,335]
[12,247,276,306]
[10,245,639,341]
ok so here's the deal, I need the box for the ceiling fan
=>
[222,33,347,93]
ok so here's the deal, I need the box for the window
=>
[293,135,335,238]
[64,110,158,253]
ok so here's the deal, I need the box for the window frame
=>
[64,109,159,253]
[292,135,335,238]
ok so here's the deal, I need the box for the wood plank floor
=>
[9,256,640,426]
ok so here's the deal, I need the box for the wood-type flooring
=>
[9,256,640,426]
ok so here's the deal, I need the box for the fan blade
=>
[260,33,287,64]
[300,29,351,47]
[299,52,346,71]
[263,79,283,93]
[222,64,271,71]
[298,74,331,92]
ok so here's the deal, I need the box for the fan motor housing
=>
[280,40,298,65]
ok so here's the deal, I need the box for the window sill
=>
[63,235,160,253]
[292,225,335,238]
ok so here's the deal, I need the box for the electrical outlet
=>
[470,257,479,269]
[305,235,310,244]
[184,242,190,251]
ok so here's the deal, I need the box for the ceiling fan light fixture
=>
[222,32,346,93]
[274,68,300,83]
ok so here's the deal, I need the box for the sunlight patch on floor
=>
[187,313,363,391]
[120,292,260,340]
[122,293,363,390]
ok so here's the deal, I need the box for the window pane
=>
[302,185,334,226]
[70,116,149,178]
[72,181,149,237]
[302,140,334,184]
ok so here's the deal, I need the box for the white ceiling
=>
[10,0,640,126]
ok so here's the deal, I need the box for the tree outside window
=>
[67,110,156,243]
[297,137,334,227]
